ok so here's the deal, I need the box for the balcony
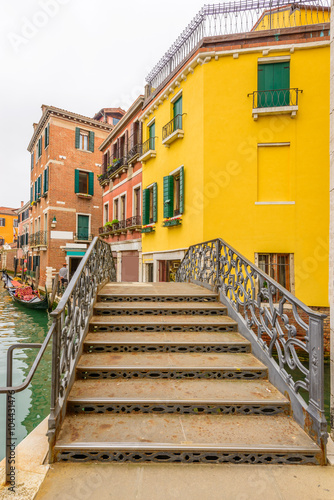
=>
[99,216,142,238]
[162,114,184,147]
[74,233,93,242]
[29,231,47,250]
[98,171,110,185]
[127,143,142,164]
[126,215,142,231]
[248,88,302,120]
[138,138,156,163]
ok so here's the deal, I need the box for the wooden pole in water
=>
[49,273,59,311]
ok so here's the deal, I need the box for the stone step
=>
[83,331,251,354]
[54,413,321,465]
[76,352,267,380]
[90,315,238,333]
[98,282,218,302]
[93,302,227,316]
[67,378,290,416]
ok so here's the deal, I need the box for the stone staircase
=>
[53,283,322,465]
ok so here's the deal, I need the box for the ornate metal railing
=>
[162,114,184,140]
[29,231,47,247]
[248,88,302,108]
[74,233,93,242]
[126,215,142,228]
[146,1,330,90]
[141,137,156,155]
[176,238,328,449]
[98,171,110,183]
[127,143,142,163]
[48,237,116,460]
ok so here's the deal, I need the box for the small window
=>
[257,62,290,107]
[75,128,94,152]
[142,183,157,225]
[80,131,89,151]
[79,171,89,194]
[149,122,155,150]
[173,95,183,129]
[13,219,18,228]
[0,218,5,227]
[113,117,120,125]
[104,204,109,225]
[120,195,126,221]
[258,253,291,300]
[134,187,141,217]
[114,199,119,220]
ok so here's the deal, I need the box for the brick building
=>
[99,96,144,282]
[15,200,30,271]
[27,105,116,286]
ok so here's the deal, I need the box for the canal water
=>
[0,283,331,463]
[0,284,52,462]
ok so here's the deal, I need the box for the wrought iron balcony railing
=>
[127,143,142,163]
[98,171,110,183]
[29,231,47,247]
[141,137,156,155]
[248,88,302,109]
[126,215,142,228]
[74,233,93,242]
[162,114,184,141]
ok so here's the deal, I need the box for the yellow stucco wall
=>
[0,213,18,244]
[141,43,330,307]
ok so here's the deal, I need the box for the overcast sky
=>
[0,0,207,208]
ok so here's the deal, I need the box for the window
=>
[104,203,109,225]
[173,95,183,129]
[74,170,94,196]
[31,152,34,171]
[134,187,141,217]
[43,167,49,195]
[77,214,90,240]
[258,61,290,107]
[120,195,126,221]
[0,218,5,227]
[44,124,50,148]
[163,166,184,218]
[113,117,120,125]
[13,219,18,228]
[37,137,42,158]
[75,128,95,152]
[149,122,155,150]
[142,183,157,225]
[258,253,291,299]
[113,199,119,220]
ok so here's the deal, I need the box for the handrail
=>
[162,114,185,141]
[176,237,328,451]
[0,323,56,484]
[247,88,302,108]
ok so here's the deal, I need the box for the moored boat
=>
[1,271,48,310]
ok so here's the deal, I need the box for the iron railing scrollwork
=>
[47,237,116,459]
[248,88,302,108]
[162,114,185,140]
[29,230,47,247]
[127,143,142,163]
[141,137,156,155]
[176,238,328,449]
[126,215,142,228]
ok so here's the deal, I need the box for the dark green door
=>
[173,96,183,130]
[258,62,290,107]
[149,122,155,150]
[77,215,89,240]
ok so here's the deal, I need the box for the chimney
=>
[41,104,48,114]
[144,84,152,99]
[21,201,24,208]
[33,123,38,131]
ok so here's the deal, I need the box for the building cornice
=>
[27,105,114,152]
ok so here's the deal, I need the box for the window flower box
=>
[163,217,182,227]
[141,225,155,234]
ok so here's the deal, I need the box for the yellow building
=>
[139,2,330,312]
[0,207,18,246]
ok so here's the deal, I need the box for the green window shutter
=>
[89,131,95,152]
[75,127,80,149]
[31,152,34,170]
[38,175,41,198]
[179,166,184,214]
[142,188,150,226]
[163,175,174,218]
[39,137,42,157]
[149,122,155,150]
[152,182,158,223]
[34,181,37,201]
[77,215,89,240]
[44,126,47,148]
[74,169,80,193]
[88,172,94,196]
[173,96,183,117]
[258,62,290,107]
[30,186,33,204]
[45,166,49,192]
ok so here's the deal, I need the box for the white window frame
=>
[103,202,109,225]
[113,190,127,221]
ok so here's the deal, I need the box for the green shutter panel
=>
[163,175,174,218]
[179,166,184,214]
[152,182,158,223]
[45,166,49,193]
[38,175,41,198]
[31,152,34,170]
[142,189,150,225]
[88,172,94,196]
[89,131,95,152]
[74,169,80,193]
[75,128,80,149]
[44,126,47,148]
[30,186,33,204]
[34,181,37,201]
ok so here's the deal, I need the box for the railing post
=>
[48,316,61,462]
[216,239,221,290]
[308,316,327,434]
[5,348,14,484]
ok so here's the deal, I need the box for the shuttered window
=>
[75,169,94,195]
[258,62,290,107]
[142,183,157,225]
[163,166,184,218]
[45,124,50,148]
[34,181,37,201]
[31,186,33,204]
[89,131,95,152]
[37,175,41,199]
[43,167,49,194]
[75,127,94,152]
[31,152,34,171]
[0,218,5,227]
[173,96,183,129]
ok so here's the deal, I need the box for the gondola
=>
[1,271,48,310]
